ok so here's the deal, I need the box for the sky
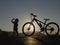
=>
[0,0,60,33]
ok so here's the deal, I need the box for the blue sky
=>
[0,0,60,33]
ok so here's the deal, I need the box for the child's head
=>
[15,18,19,22]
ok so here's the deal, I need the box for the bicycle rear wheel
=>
[22,22,35,36]
[45,22,59,36]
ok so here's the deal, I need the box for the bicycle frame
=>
[30,17,54,32]
[31,17,47,28]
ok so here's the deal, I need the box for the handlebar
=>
[30,13,37,17]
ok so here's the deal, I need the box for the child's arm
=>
[11,18,15,23]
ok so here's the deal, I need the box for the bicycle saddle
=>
[44,18,50,21]
[30,13,37,17]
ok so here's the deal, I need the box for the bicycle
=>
[22,13,59,36]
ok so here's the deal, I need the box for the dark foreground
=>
[0,31,60,45]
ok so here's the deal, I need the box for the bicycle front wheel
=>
[22,22,35,36]
[45,22,59,36]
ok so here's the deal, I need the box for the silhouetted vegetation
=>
[0,31,25,45]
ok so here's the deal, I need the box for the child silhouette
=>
[11,18,19,36]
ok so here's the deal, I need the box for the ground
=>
[0,31,60,45]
